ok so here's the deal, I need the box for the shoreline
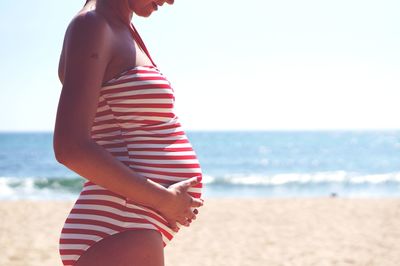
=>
[1,198,399,266]
[1,193,400,201]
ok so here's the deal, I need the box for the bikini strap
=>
[129,22,158,68]
[107,4,158,68]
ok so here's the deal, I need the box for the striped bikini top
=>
[90,20,182,150]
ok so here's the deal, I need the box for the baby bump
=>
[125,138,203,199]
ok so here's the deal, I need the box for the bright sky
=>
[0,0,399,131]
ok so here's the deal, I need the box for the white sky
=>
[0,0,399,131]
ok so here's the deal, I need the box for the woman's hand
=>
[158,176,203,232]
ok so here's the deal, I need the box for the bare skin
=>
[54,0,201,265]
[58,0,162,84]
[74,230,164,266]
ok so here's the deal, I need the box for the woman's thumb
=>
[183,176,202,188]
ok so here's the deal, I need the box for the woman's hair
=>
[84,0,91,6]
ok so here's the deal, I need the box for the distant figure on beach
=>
[53,0,204,265]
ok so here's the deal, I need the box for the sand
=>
[0,198,399,266]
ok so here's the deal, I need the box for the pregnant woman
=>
[53,0,204,265]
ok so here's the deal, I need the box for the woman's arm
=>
[53,13,201,231]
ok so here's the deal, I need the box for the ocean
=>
[0,130,399,200]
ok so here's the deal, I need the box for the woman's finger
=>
[190,197,203,208]
[181,176,202,189]
[185,210,196,221]
[178,217,190,227]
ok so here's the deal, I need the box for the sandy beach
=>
[1,198,399,266]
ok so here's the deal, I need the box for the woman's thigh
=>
[74,229,164,266]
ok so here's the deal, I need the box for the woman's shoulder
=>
[66,10,112,40]
[58,11,114,84]
[62,10,114,60]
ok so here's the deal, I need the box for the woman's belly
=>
[122,127,203,198]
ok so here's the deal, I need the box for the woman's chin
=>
[135,8,155,18]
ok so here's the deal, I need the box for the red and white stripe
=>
[59,65,203,266]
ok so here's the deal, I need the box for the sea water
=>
[0,130,399,199]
